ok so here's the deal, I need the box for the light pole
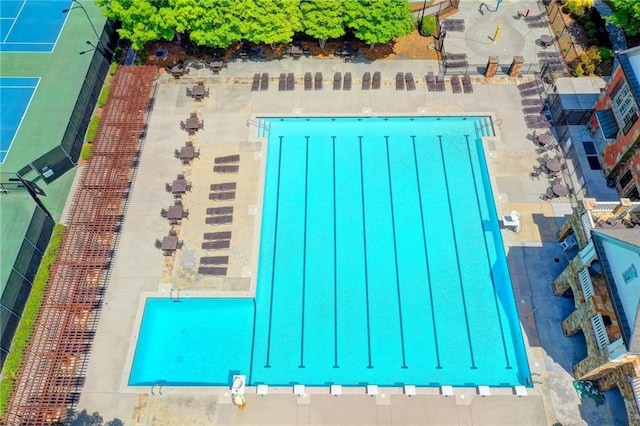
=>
[62,0,113,56]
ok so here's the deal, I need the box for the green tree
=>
[607,0,640,37]
[300,0,345,49]
[242,0,303,48]
[343,0,414,48]
[96,0,176,50]
[176,0,244,48]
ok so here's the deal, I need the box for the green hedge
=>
[419,15,437,37]
[108,62,118,76]
[85,116,100,143]
[98,85,111,108]
[81,144,94,161]
[0,224,66,418]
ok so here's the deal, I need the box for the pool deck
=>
[69,2,623,424]
[69,54,621,425]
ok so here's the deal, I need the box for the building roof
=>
[553,77,604,110]
[592,229,640,354]
[618,45,640,108]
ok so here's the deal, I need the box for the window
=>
[625,185,640,201]
[582,141,601,170]
[623,265,637,284]
[611,81,640,135]
[619,169,633,188]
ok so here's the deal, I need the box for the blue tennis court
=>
[0,0,71,52]
[0,77,39,163]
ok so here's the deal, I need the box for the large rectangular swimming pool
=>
[129,116,531,388]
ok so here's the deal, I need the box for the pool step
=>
[474,117,495,138]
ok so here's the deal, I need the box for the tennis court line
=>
[2,42,56,45]
[2,0,26,44]
[0,77,40,164]
[53,2,73,53]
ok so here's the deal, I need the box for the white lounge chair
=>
[257,384,269,396]
[441,385,454,397]
[478,385,491,396]
[503,210,521,232]
[560,234,577,251]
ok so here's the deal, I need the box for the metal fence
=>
[544,0,580,64]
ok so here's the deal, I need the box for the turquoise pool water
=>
[129,116,531,388]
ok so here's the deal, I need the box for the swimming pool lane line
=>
[249,299,258,384]
[411,136,442,369]
[299,137,310,369]
[464,136,512,370]
[358,136,374,369]
[332,136,339,369]
[384,136,408,369]
[264,136,284,368]
[437,135,477,370]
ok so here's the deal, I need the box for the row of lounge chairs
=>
[251,73,270,91]
[396,73,416,91]
[200,256,229,265]
[214,154,240,164]
[362,72,381,90]
[201,240,230,250]
[442,19,465,32]
[205,214,233,224]
[210,182,236,191]
[332,72,352,90]
[198,266,227,276]
[303,72,324,90]
[524,13,549,28]
[198,253,229,276]
[213,165,239,173]
[278,73,295,91]
[209,191,235,201]
[425,72,473,93]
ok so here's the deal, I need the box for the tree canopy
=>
[300,0,346,46]
[343,0,414,47]
[607,0,640,37]
[96,0,176,50]
[98,0,415,50]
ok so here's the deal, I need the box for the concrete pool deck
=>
[68,54,622,425]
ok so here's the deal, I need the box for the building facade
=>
[553,198,640,423]
[591,46,640,200]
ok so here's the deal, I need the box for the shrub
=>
[98,85,111,108]
[419,15,437,37]
[85,116,100,143]
[599,47,613,62]
[564,0,594,17]
[573,46,602,76]
[108,62,118,76]
[0,225,66,418]
[81,143,93,161]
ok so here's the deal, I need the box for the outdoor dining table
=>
[290,45,302,59]
[184,117,201,132]
[171,179,188,194]
[167,205,184,220]
[545,159,562,173]
[161,235,178,250]
[170,65,185,77]
[180,145,194,160]
[191,84,206,99]
[540,34,554,47]
[537,133,554,145]
[552,183,569,197]
[210,61,224,72]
